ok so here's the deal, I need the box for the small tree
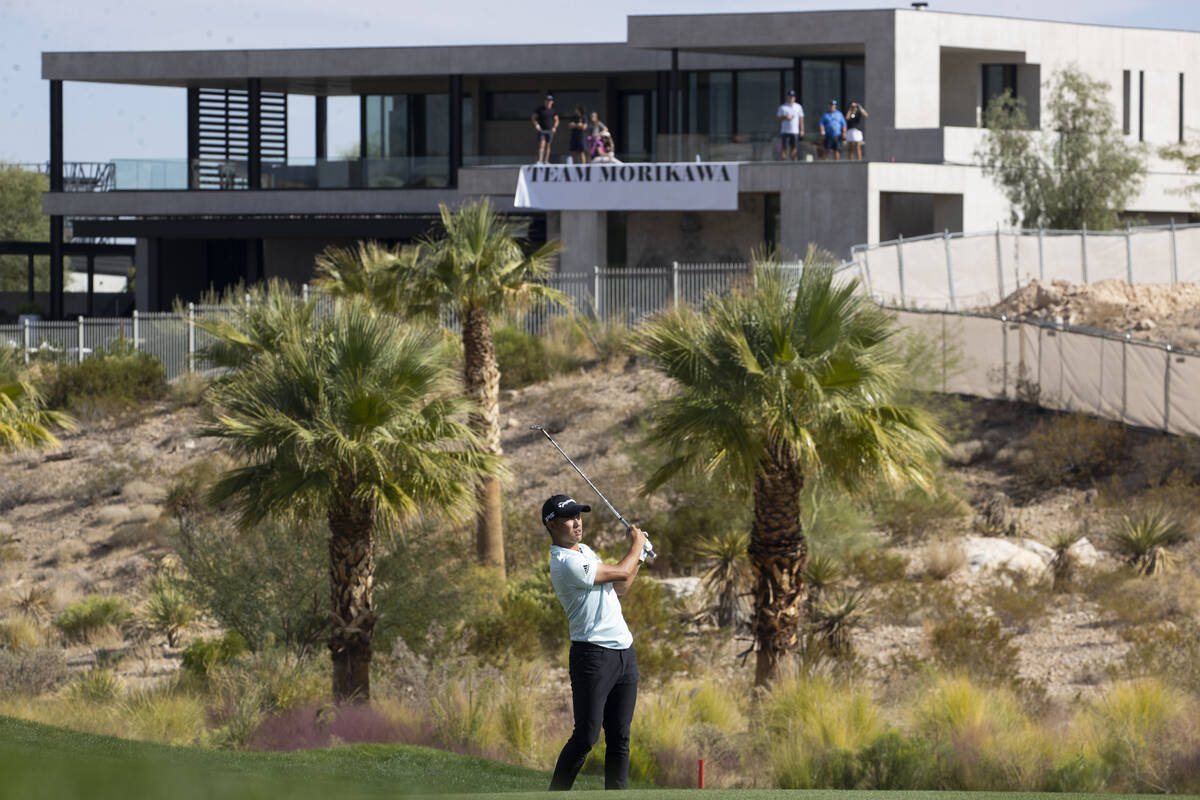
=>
[1160,133,1200,207]
[977,65,1146,230]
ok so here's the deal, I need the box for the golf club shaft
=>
[532,426,657,560]
[535,428,630,530]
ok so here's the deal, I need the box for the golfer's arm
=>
[594,540,643,585]
[613,561,641,596]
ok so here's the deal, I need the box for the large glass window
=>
[844,57,865,108]
[737,71,784,142]
[487,91,542,121]
[363,92,471,188]
[801,59,841,114]
[688,71,733,140]
[981,64,1018,114]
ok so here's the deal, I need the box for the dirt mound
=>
[987,279,1200,350]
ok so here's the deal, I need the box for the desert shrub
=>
[0,478,38,512]
[173,517,327,653]
[696,529,751,629]
[1087,569,1200,627]
[39,346,167,417]
[856,729,936,789]
[207,648,328,749]
[1086,679,1193,793]
[53,595,133,643]
[615,579,688,681]
[1106,506,1189,575]
[570,314,633,365]
[923,538,966,580]
[980,570,1053,632]
[162,457,225,522]
[1113,620,1200,695]
[429,670,501,756]
[142,574,199,647]
[868,578,959,628]
[73,452,150,505]
[910,675,1049,790]
[0,615,42,652]
[871,475,969,542]
[494,323,550,389]
[181,631,249,680]
[760,673,885,789]
[800,484,877,559]
[121,687,209,746]
[0,532,20,563]
[470,568,562,663]
[10,585,53,621]
[1047,529,1084,592]
[927,611,1027,691]
[1018,412,1127,487]
[810,589,869,656]
[68,667,123,703]
[167,371,210,408]
[0,646,68,695]
[847,549,907,585]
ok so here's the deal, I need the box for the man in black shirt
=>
[532,95,559,164]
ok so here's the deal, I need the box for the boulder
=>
[653,576,703,598]
[1013,538,1054,563]
[1068,537,1102,567]
[0,521,14,538]
[961,535,1047,578]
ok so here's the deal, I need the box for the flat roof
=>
[40,43,789,92]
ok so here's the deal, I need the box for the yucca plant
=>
[0,380,74,453]
[694,529,752,629]
[811,589,869,656]
[1046,529,1084,591]
[1108,507,1188,576]
[142,575,199,648]
[803,551,843,618]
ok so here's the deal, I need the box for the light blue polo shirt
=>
[549,543,633,650]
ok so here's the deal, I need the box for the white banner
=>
[514,162,739,210]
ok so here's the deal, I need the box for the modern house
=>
[40,7,1200,314]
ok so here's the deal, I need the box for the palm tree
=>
[316,200,564,579]
[635,248,945,686]
[201,296,496,702]
[0,380,74,453]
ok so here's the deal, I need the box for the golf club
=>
[531,425,657,561]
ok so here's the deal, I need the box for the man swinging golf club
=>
[543,493,646,791]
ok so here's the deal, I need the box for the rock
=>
[1013,538,1054,563]
[1134,318,1156,331]
[961,535,1047,578]
[976,491,1020,537]
[653,576,702,598]
[506,416,520,429]
[1034,282,1062,310]
[1068,537,1101,567]
[121,480,164,503]
[0,521,14,538]
[946,439,987,466]
[94,505,131,526]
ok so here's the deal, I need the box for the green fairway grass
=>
[2,714,1197,799]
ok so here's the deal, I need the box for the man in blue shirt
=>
[819,100,847,161]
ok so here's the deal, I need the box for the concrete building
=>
[40,8,1200,313]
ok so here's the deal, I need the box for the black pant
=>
[549,642,639,791]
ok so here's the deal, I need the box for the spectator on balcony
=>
[845,102,869,161]
[591,130,622,164]
[587,112,610,159]
[533,95,559,164]
[776,89,805,161]
[568,105,589,164]
[818,100,847,161]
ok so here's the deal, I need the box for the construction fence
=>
[847,222,1200,311]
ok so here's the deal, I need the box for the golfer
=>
[543,494,647,791]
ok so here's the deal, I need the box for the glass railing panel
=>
[111,159,190,190]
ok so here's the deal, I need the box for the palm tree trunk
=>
[327,494,376,703]
[462,304,505,578]
[747,440,807,687]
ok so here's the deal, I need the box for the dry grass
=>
[923,538,967,580]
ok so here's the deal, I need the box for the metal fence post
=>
[188,302,196,373]
[1125,222,1134,284]
[896,234,906,307]
[672,261,680,310]
[592,265,600,317]
[302,283,309,302]
[77,316,84,365]
[1081,223,1089,283]
[861,248,874,299]
[1121,333,1129,422]
[1001,314,1008,399]
[1037,226,1045,282]
[1163,343,1172,434]
[943,229,956,311]
[1170,218,1179,284]
[994,224,1005,301]
[132,310,139,352]
[22,317,30,365]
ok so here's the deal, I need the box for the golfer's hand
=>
[628,525,647,550]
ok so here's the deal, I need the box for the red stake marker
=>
[698,757,705,789]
